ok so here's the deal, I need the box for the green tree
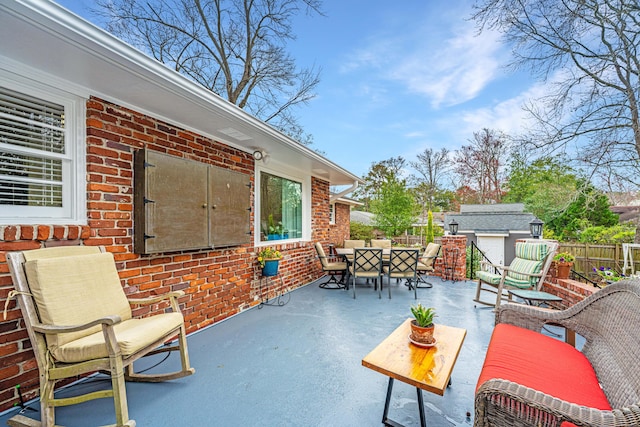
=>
[353,157,406,211]
[426,210,434,244]
[371,176,417,237]
[546,182,619,241]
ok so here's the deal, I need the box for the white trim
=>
[329,203,336,225]
[0,68,87,225]
[254,162,310,246]
[474,232,510,237]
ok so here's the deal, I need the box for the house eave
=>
[0,0,361,186]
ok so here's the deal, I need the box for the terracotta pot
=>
[555,262,572,279]
[410,320,435,344]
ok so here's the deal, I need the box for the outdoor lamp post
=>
[448,219,458,235]
[529,218,543,239]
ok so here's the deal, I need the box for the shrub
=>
[350,222,375,241]
[578,224,635,244]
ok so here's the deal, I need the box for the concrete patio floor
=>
[0,276,499,426]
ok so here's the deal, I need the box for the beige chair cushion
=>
[24,252,132,349]
[52,313,184,363]
[371,239,392,249]
[23,245,101,261]
[343,240,365,249]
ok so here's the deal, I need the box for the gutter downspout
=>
[329,181,358,203]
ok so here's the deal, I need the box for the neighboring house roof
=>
[445,204,536,234]
[351,211,375,226]
[332,196,363,207]
[610,206,640,223]
[0,0,361,187]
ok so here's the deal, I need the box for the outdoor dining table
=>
[335,247,391,287]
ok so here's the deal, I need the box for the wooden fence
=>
[393,235,426,246]
[558,243,640,277]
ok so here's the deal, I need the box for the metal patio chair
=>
[349,248,384,299]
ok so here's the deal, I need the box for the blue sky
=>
[57,0,542,179]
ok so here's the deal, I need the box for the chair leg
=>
[352,275,357,299]
[415,273,433,288]
[41,372,55,427]
[319,271,346,289]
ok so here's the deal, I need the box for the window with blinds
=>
[0,87,65,207]
[0,76,84,224]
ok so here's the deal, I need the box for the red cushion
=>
[477,324,611,427]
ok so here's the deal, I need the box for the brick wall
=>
[0,97,329,412]
[434,235,467,281]
[329,203,351,246]
[541,278,598,309]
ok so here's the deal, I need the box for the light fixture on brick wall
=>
[448,219,458,235]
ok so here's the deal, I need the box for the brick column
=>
[436,235,467,281]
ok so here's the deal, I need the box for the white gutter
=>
[330,181,359,203]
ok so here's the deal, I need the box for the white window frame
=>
[255,164,310,246]
[329,203,336,225]
[0,69,86,225]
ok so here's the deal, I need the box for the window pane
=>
[0,86,66,208]
[0,87,65,154]
[260,172,302,241]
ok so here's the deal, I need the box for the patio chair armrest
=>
[479,260,505,270]
[128,290,185,306]
[31,315,122,334]
[499,266,543,277]
[495,303,559,331]
[475,379,622,427]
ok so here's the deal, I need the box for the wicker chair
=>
[5,246,195,427]
[474,240,558,308]
[475,280,640,427]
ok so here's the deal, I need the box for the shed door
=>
[477,236,505,266]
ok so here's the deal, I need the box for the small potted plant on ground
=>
[553,252,575,279]
[409,303,437,345]
[257,247,282,276]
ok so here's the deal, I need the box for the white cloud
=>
[390,27,504,108]
[458,79,554,137]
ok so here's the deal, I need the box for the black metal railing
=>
[467,241,499,280]
[569,269,602,288]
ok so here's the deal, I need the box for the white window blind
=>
[0,73,85,224]
[0,87,65,207]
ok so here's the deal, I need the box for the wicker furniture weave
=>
[475,280,640,427]
[5,246,195,427]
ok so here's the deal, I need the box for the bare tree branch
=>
[94,0,323,143]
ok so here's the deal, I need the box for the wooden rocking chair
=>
[5,246,195,427]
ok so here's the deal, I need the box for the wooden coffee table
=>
[362,319,466,427]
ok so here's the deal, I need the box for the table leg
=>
[381,378,427,427]
[416,387,426,427]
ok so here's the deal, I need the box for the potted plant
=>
[593,266,624,285]
[409,303,437,345]
[267,214,285,240]
[553,252,575,279]
[257,247,282,276]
